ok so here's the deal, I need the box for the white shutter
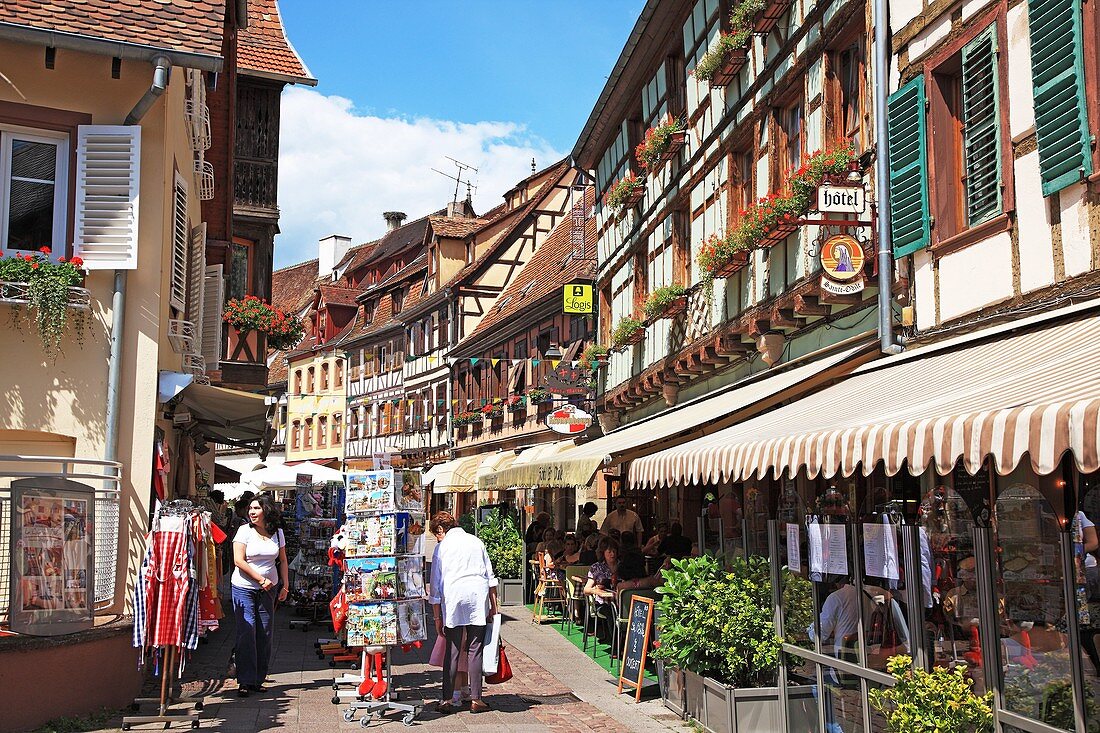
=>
[187,222,207,349]
[201,264,224,366]
[73,125,141,270]
[169,172,188,312]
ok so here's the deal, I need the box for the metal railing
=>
[0,455,122,623]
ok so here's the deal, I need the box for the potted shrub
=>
[475,508,524,606]
[223,294,304,360]
[603,172,645,214]
[0,248,88,356]
[526,387,553,405]
[654,555,817,733]
[581,343,609,369]
[611,318,645,350]
[868,655,994,732]
[636,115,688,172]
[643,284,689,320]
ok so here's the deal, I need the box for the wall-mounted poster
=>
[10,478,95,635]
[346,470,395,514]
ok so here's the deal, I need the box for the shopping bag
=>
[329,590,349,633]
[482,615,502,676]
[485,644,512,684]
[428,633,446,667]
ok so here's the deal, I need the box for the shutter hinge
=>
[929,215,936,228]
[924,98,930,111]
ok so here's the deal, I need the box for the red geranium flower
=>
[39,246,51,255]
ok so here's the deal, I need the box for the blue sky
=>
[274,0,645,268]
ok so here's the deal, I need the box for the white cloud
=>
[274,87,565,269]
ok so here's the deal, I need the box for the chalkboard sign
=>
[617,594,655,701]
[952,464,992,527]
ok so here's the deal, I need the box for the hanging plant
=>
[222,295,305,351]
[0,248,88,356]
[635,115,688,171]
[581,343,609,369]
[643,284,689,320]
[602,172,645,212]
[611,317,644,349]
[526,387,553,405]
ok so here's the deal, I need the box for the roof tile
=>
[238,0,315,84]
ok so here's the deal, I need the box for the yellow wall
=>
[0,41,207,613]
[286,351,346,464]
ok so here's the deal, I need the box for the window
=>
[831,40,867,152]
[364,300,376,321]
[569,316,588,346]
[683,0,722,115]
[465,239,474,264]
[774,102,804,188]
[306,366,315,393]
[435,384,446,417]
[513,338,527,359]
[335,359,344,389]
[349,407,360,440]
[320,362,330,391]
[392,288,404,314]
[641,61,669,133]
[227,238,253,301]
[291,420,301,450]
[596,122,633,204]
[1,127,68,257]
[304,418,313,449]
[379,345,387,371]
[437,307,449,348]
[536,327,559,358]
[731,150,754,226]
[293,369,302,394]
[318,416,328,447]
[332,414,341,445]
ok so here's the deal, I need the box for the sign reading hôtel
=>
[816,183,866,214]
[546,404,593,435]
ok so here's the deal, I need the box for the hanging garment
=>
[144,516,192,648]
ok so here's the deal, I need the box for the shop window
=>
[320,362,330,391]
[318,416,328,447]
[291,420,301,450]
[774,101,804,190]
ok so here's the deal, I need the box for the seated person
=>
[559,534,581,566]
[541,539,565,582]
[658,522,693,559]
[578,533,599,565]
[584,540,620,644]
[642,523,669,556]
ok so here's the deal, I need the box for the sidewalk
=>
[59,605,682,732]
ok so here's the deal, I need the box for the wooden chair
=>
[531,552,567,624]
[563,565,590,630]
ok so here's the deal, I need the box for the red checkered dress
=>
[143,516,192,648]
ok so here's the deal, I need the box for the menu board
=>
[617,595,656,701]
[9,479,94,635]
[863,521,900,581]
[786,523,802,573]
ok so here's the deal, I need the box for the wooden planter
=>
[709,48,749,87]
[652,295,688,320]
[753,0,792,34]
[613,328,645,351]
[657,130,689,167]
[226,326,265,363]
[712,251,750,278]
[760,222,798,247]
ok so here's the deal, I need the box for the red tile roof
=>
[270,258,319,315]
[0,0,226,59]
[428,216,488,238]
[238,0,315,85]
[319,284,359,308]
[339,265,427,346]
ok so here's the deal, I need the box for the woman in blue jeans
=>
[231,494,288,696]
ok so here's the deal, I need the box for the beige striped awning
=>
[424,454,483,494]
[630,309,1100,488]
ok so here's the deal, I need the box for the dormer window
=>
[465,239,474,264]
[392,289,404,314]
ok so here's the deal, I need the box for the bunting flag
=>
[490,358,500,367]
[551,360,560,369]
[532,359,541,367]
[428,356,438,365]
[470,358,479,366]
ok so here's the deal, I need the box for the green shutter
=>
[888,76,930,258]
[1028,0,1092,195]
[962,26,1002,226]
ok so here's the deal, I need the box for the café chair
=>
[531,553,567,624]
[564,565,590,630]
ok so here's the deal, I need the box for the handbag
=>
[329,589,349,633]
[484,643,513,684]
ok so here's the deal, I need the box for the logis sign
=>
[819,234,866,296]
[546,404,593,435]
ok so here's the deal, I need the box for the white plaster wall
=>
[908,15,952,61]
[937,232,1015,322]
[913,249,937,329]
[1013,151,1056,292]
[1006,3,1036,139]
[962,0,996,21]
[1060,182,1092,277]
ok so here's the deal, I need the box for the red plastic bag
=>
[329,590,348,633]
[485,644,512,684]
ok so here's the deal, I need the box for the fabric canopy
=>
[167,378,272,452]
[240,461,344,490]
[631,309,1100,488]
[424,454,483,494]
[476,451,519,491]
[491,344,870,490]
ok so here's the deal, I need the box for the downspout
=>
[873,0,905,355]
[105,57,171,465]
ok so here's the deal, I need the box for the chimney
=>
[318,234,352,279]
[383,211,407,231]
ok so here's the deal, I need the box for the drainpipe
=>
[106,57,171,465]
[873,0,905,355]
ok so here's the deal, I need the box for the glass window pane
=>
[7,139,58,252]
[821,664,866,732]
[859,470,911,673]
[810,477,861,664]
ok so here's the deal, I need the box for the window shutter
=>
[887,77,931,257]
[169,173,188,311]
[188,223,207,347]
[73,125,141,270]
[961,26,1002,226]
[1028,0,1092,195]
[201,264,223,366]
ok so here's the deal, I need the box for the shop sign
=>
[819,234,866,296]
[816,182,866,214]
[563,282,594,315]
[296,472,311,489]
[545,362,592,396]
[546,404,593,435]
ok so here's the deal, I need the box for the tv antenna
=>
[431,156,479,204]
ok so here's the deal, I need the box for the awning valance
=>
[162,374,272,454]
[476,451,519,490]
[241,461,344,491]
[492,344,870,490]
[630,309,1100,488]
[425,455,483,494]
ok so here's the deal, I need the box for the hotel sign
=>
[816,183,866,214]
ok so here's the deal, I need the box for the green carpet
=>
[526,605,657,682]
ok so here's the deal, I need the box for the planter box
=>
[761,222,798,247]
[713,251,750,278]
[687,674,818,733]
[710,48,749,87]
[684,669,706,727]
[651,295,688,320]
[613,329,645,351]
[656,660,686,718]
[657,130,688,167]
[753,0,793,34]
[0,282,91,310]
[497,577,524,606]
[226,325,266,363]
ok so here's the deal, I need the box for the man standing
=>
[429,511,499,714]
[601,496,643,536]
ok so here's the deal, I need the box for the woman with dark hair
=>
[231,493,287,696]
[577,502,598,535]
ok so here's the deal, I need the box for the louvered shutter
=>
[169,172,188,311]
[961,26,1002,226]
[201,264,223,366]
[1028,0,1092,195]
[188,223,207,348]
[73,125,141,269]
[888,77,931,257]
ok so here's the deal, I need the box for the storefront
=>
[630,306,1100,733]
[422,454,482,519]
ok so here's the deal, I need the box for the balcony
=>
[234,158,278,212]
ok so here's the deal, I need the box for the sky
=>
[273,0,646,269]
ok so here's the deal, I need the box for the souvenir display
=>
[344,555,425,603]
[346,469,396,514]
[346,599,427,647]
[343,512,424,558]
[394,470,426,514]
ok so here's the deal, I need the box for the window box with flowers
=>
[611,318,645,350]
[636,116,688,172]
[697,232,751,283]
[751,0,792,34]
[643,284,689,321]
[453,411,480,428]
[526,387,553,405]
[223,295,305,362]
[581,344,609,369]
[481,401,504,421]
[602,172,645,215]
[506,395,527,413]
[0,248,89,356]
[692,32,750,87]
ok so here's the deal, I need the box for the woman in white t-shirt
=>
[231,494,288,696]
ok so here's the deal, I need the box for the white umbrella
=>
[239,461,344,491]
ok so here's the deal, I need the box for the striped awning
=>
[476,451,519,491]
[630,310,1100,488]
[424,454,483,494]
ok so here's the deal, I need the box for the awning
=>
[161,373,272,454]
[476,451,519,491]
[240,461,344,491]
[215,452,282,477]
[492,343,871,490]
[631,309,1100,488]
[424,455,483,494]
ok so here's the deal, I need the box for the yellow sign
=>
[563,283,593,314]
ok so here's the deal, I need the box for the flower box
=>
[481,407,504,421]
[760,222,798,247]
[0,282,90,310]
[685,673,818,733]
[617,329,645,347]
[656,660,686,718]
[527,389,553,405]
[637,117,688,171]
[652,295,688,320]
[713,251,750,278]
[657,130,688,167]
[506,396,526,412]
[753,0,792,34]
[709,48,749,87]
